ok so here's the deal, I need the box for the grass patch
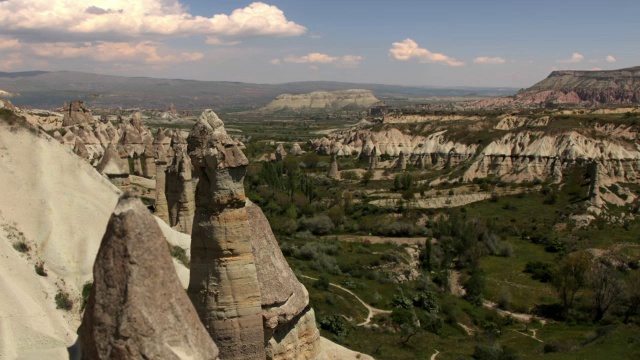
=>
[55,289,73,311]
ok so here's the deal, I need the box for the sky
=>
[0,0,638,88]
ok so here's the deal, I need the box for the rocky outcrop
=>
[471,66,640,109]
[369,147,379,170]
[96,144,130,187]
[246,200,324,360]
[329,154,340,179]
[310,128,477,168]
[463,131,640,184]
[62,100,94,126]
[396,151,407,170]
[276,143,287,162]
[165,133,195,234]
[187,110,264,360]
[76,193,219,360]
[261,89,378,113]
[290,143,304,155]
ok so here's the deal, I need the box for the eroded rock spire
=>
[187,110,264,360]
[76,193,218,360]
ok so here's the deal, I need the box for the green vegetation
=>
[55,289,73,311]
[168,243,190,268]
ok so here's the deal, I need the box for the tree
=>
[589,265,623,322]
[551,252,591,316]
[465,267,486,306]
[361,170,373,185]
[391,308,421,346]
[623,271,640,324]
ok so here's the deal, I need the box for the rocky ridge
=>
[260,89,378,113]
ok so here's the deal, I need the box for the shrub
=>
[314,275,330,291]
[318,314,348,337]
[391,294,414,309]
[13,241,30,253]
[168,243,190,268]
[524,261,552,282]
[35,261,47,277]
[81,282,93,311]
[55,289,73,311]
[299,215,335,235]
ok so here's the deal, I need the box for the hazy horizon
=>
[0,0,637,88]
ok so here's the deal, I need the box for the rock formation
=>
[96,144,130,187]
[62,100,94,126]
[290,142,304,155]
[329,154,340,180]
[246,200,324,360]
[396,150,407,170]
[261,89,379,113]
[187,110,264,360]
[76,193,219,360]
[165,132,195,234]
[471,66,640,109]
[153,131,170,223]
[275,143,287,162]
[369,146,379,170]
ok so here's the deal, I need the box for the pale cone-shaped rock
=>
[187,109,264,360]
[329,154,340,180]
[75,193,219,360]
[275,143,287,162]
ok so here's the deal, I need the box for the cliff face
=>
[472,66,640,108]
[261,89,378,112]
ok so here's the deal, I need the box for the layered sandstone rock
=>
[187,110,264,360]
[62,100,94,126]
[165,133,195,234]
[76,193,219,360]
[246,200,324,360]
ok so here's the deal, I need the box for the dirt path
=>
[321,234,426,246]
[457,322,475,336]
[300,275,391,326]
[430,349,440,360]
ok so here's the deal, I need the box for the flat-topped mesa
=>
[187,109,264,360]
[76,193,219,360]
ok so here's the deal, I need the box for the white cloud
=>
[278,52,364,68]
[30,41,204,64]
[0,36,21,50]
[284,53,338,64]
[389,39,464,67]
[473,56,506,64]
[336,55,364,68]
[0,1,306,42]
[605,55,616,63]
[557,52,584,63]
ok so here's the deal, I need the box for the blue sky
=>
[0,0,637,87]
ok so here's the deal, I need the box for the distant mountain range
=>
[0,71,517,110]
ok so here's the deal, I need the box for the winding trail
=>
[430,349,440,360]
[300,275,391,326]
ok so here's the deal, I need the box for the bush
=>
[299,215,335,235]
[168,243,190,268]
[318,314,348,337]
[314,275,330,291]
[35,261,47,276]
[55,289,73,311]
[392,294,414,309]
[81,282,93,311]
[13,241,30,253]
[524,261,552,282]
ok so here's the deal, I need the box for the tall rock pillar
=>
[187,110,265,360]
[166,134,195,234]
